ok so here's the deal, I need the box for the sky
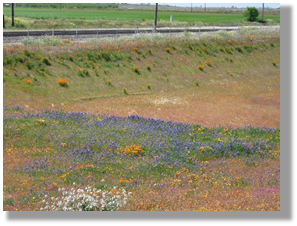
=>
[164,3,280,9]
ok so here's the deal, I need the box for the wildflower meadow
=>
[3,26,280,211]
[3,106,280,211]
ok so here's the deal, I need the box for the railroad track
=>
[3,26,278,44]
[3,27,240,44]
[3,27,238,37]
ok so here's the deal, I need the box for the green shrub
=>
[4,16,30,28]
[77,68,89,77]
[42,57,51,66]
[224,47,233,54]
[83,69,90,76]
[4,198,14,206]
[68,55,74,62]
[100,52,111,62]
[86,52,94,61]
[105,79,112,86]
[235,46,243,53]
[3,57,12,66]
[243,7,259,22]
[41,36,62,46]
[133,66,140,74]
[24,49,31,57]
[25,61,34,70]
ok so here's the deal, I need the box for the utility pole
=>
[204,3,206,13]
[262,3,264,22]
[191,3,192,13]
[11,3,14,27]
[154,3,158,32]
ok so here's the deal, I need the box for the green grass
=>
[3,7,280,29]
[3,35,279,108]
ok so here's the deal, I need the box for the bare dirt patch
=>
[63,77,279,128]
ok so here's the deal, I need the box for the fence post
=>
[199,25,201,39]
[52,27,54,50]
[3,15,5,28]
[249,22,250,39]
[238,24,240,40]
[134,25,137,42]
[76,26,78,49]
[152,24,154,41]
[116,25,118,47]
[184,24,186,42]
[27,27,29,49]
[96,25,98,48]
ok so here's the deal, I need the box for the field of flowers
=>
[3,28,280,211]
[3,106,280,211]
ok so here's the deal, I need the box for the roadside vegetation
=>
[3,28,280,211]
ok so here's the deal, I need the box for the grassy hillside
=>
[3,30,280,211]
[3,31,280,127]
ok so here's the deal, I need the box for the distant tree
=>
[23,3,119,9]
[243,7,259,22]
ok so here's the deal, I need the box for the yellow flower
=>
[205,61,212,67]
[57,79,69,87]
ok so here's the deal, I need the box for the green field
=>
[3,7,280,26]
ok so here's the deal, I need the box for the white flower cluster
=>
[85,25,280,45]
[40,183,130,211]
